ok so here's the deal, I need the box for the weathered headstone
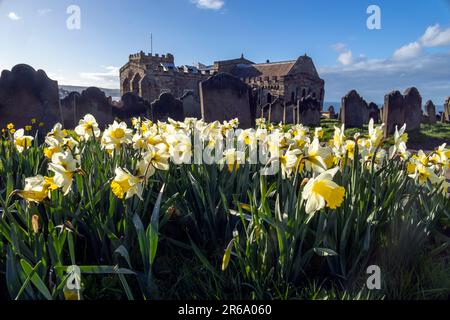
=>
[60,87,114,129]
[151,92,184,122]
[180,91,201,119]
[425,100,436,124]
[200,73,252,128]
[443,97,450,123]
[0,64,60,132]
[114,92,150,120]
[298,95,321,126]
[403,87,422,131]
[340,90,370,128]
[368,102,380,123]
[383,87,422,136]
[269,98,285,123]
[328,106,336,119]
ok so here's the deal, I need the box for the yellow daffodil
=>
[302,167,345,215]
[16,175,56,203]
[111,168,143,200]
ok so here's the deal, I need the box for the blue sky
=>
[1,0,450,104]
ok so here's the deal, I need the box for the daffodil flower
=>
[302,167,345,215]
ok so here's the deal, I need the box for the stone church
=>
[120,51,325,108]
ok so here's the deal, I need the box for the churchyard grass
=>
[0,116,449,300]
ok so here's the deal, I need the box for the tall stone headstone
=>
[403,87,422,131]
[328,105,336,119]
[199,73,252,128]
[180,91,201,119]
[341,90,370,128]
[383,87,422,136]
[424,100,436,124]
[443,97,450,123]
[269,98,285,123]
[114,92,150,120]
[151,92,184,122]
[298,95,321,126]
[60,87,115,129]
[0,64,60,132]
[368,102,380,123]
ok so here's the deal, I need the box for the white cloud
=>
[393,42,422,60]
[191,0,225,10]
[332,42,347,52]
[338,50,353,66]
[38,8,52,16]
[320,53,450,103]
[7,12,21,20]
[420,24,450,47]
[79,66,120,88]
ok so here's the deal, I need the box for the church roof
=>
[230,55,320,79]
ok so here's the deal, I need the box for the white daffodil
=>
[75,114,101,141]
[13,129,34,153]
[305,138,329,173]
[111,168,143,200]
[368,119,384,147]
[102,121,133,151]
[137,144,170,180]
[48,151,78,195]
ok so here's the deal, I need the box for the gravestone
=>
[368,102,380,123]
[180,91,201,119]
[114,92,150,120]
[60,87,114,129]
[298,95,321,126]
[0,64,60,132]
[425,100,436,124]
[403,87,422,131]
[443,97,450,123]
[151,92,184,122]
[269,98,285,123]
[200,73,252,128]
[328,106,336,119]
[340,90,370,128]
[383,87,422,136]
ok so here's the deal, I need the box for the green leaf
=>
[148,184,164,265]
[19,259,52,300]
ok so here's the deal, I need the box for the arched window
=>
[267,92,272,104]
[122,78,131,94]
[302,88,306,98]
[131,74,142,95]
[291,92,295,103]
